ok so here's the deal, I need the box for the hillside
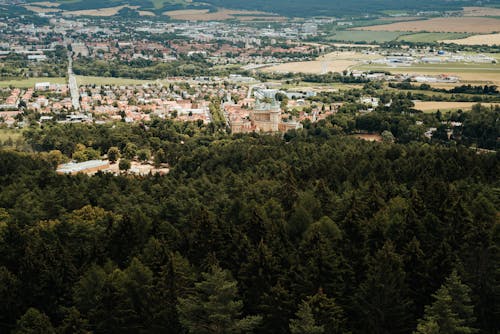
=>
[25,0,499,17]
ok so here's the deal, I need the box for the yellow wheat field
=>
[413,101,499,112]
[462,7,500,17]
[441,33,500,46]
[355,17,500,33]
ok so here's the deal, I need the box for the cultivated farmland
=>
[413,101,500,112]
[354,17,500,33]
[440,33,500,46]
[397,32,470,43]
[328,30,403,43]
[262,51,381,74]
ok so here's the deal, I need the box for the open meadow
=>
[62,5,141,17]
[462,6,500,16]
[354,17,500,33]
[262,51,381,74]
[354,62,500,85]
[397,32,470,43]
[23,2,155,17]
[24,5,61,13]
[0,77,66,88]
[0,128,24,145]
[328,30,403,43]
[163,8,284,21]
[413,101,500,112]
[76,76,152,86]
[440,33,500,46]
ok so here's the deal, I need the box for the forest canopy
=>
[0,122,499,333]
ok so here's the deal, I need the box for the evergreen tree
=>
[177,264,262,333]
[56,307,89,334]
[259,282,295,334]
[414,271,478,334]
[289,301,324,334]
[14,308,55,334]
[444,270,476,327]
[352,242,414,334]
[307,289,349,334]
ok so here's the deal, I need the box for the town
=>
[0,1,499,334]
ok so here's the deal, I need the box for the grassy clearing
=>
[354,62,500,85]
[0,77,66,88]
[0,128,24,144]
[62,5,140,16]
[397,32,470,43]
[163,8,279,21]
[355,63,500,73]
[462,6,500,16]
[440,33,500,46]
[76,76,152,86]
[152,0,187,9]
[328,30,403,42]
[280,82,362,90]
[414,101,500,113]
[354,17,500,33]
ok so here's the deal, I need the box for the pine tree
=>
[14,308,55,334]
[177,264,262,333]
[289,301,324,334]
[258,282,295,334]
[444,270,476,327]
[307,289,349,334]
[414,270,478,334]
[352,242,414,334]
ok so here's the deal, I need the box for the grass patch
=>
[381,10,410,15]
[355,63,500,73]
[0,77,66,88]
[151,0,189,10]
[397,32,470,43]
[76,76,152,86]
[0,128,24,145]
[413,101,500,113]
[328,30,404,43]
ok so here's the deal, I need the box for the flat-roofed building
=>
[56,160,110,175]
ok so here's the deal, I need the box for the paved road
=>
[68,52,80,110]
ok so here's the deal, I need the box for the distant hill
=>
[25,0,500,17]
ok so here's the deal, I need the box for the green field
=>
[397,32,471,43]
[0,128,24,145]
[76,76,153,86]
[328,30,404,43]
[151,0,189,9]
[0,77,67,88]
[354,62,500,73]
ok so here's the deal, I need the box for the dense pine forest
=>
[0,120,499,333]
